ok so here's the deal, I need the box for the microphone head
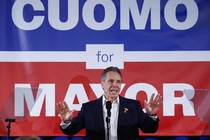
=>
[5,118,16,122]
[106,101,112,110]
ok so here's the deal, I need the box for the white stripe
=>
[0,51,86,62]
[0,51,210,62]
[124,51,210,62]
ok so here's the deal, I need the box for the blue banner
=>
[0,0,209,51]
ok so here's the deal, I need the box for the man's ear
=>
[101,81,104,90]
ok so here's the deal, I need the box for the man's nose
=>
[112,81,118,86]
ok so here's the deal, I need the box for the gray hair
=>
[101,66,122,82]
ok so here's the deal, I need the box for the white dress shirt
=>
[102,96,119,140]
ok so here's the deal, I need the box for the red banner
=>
[0,62,210,136]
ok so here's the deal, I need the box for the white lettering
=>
[165,0,199,30]
[15,84,55,116]
[121,0,160,30]
[163,83,195,116]
[125,83,158,99]
[48,0,79,30]
[12,0,44,30]
[64,84,89,110]
[83,0,116,30]
[14,83,196,117]
[11,0,199,30]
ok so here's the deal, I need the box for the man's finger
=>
[150,93,155,102]
[63,101,70,110]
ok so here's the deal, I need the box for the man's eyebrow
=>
[108,79,121,82]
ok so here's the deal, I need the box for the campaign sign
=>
[0,0,210,136]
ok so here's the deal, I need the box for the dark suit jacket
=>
[60,96,159,140]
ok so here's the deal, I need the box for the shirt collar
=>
[102,95,120,106]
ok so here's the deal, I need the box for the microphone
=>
[5,118,16,122]
[106,101,112,117]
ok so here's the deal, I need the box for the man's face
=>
[101,71,122,102]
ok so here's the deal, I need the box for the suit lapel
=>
[118,96,125,125]
[94,96,105,132]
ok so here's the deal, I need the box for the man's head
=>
[101,66,122,102]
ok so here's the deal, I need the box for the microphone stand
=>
[106,115,110,140]
[106,101,111,140]
[5,118,16,140]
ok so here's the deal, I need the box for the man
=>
[56,66,162,140]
